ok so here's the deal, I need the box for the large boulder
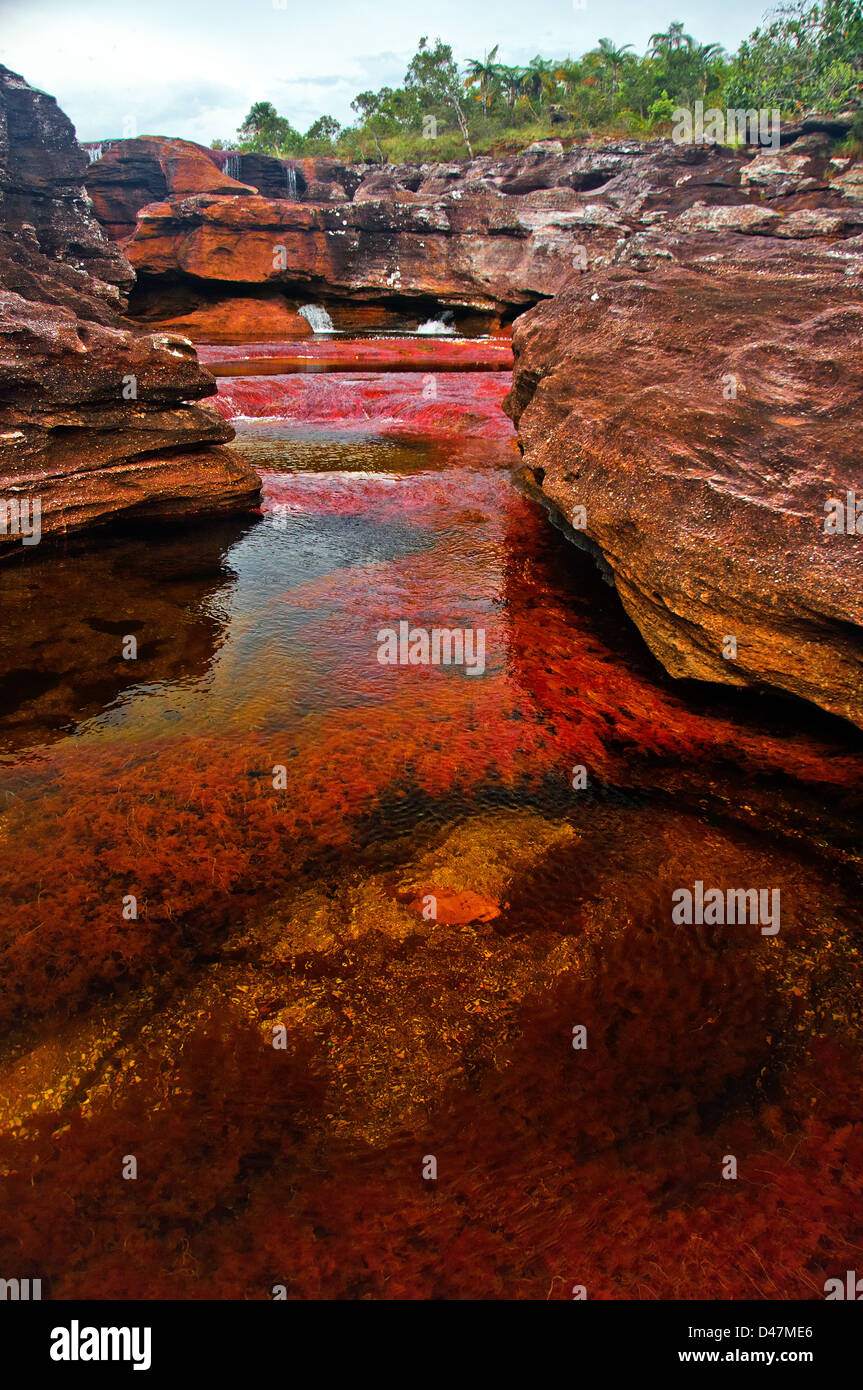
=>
[0,67,132,297]
[505,229,863,728]
[0,292,258,539]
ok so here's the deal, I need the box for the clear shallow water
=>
[0,419,861,1300]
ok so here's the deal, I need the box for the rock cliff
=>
[0,67,260,552]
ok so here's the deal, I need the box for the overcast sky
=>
[0,0,772,145]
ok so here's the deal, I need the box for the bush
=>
[648,90,676,125]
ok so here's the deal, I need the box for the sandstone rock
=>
[674,201,781,234]
[302,180,348,203]
[132,294,314,342]
[830,164,863,202]
[0,290,259,544]
[773,208,845,238]
[0,66,132,295]
[296,156,365,200]
[787,132,837,157]
[210,150,305,200]
[740,150,826,196]
[0,67,261,550]
[505,232,863,729]
[121,172,633,316]
[92,141,769,324]
[84,137,256,240]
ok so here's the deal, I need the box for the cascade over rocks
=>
[87,131,863,339]
[0,67,260,550]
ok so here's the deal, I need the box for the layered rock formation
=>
[0,67,260,552]
[82,136,261,240]
[91,141,647,334]
[86,128,863,343]
[505,228,863,729]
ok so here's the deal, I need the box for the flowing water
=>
[416,317,455,335]
[297,304,336,333]
[0,352,861,1300]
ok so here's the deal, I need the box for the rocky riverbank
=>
[0,66,261,552]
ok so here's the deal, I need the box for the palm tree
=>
[553,59,582,99]
[692,41,726,96]
[593,38,634,101]
[648,22,695,60]
[464,44,500,117]
[495,63,524,112]
[517,56,557,115]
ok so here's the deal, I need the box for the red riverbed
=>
[1,338,861,1304]
[213,368,516,437]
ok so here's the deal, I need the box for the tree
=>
[465,44,500,117]
[648,21,695,59]
[592,38,635,102]
[515,56,559,117]
[692,42,727,96]
[553,58,583,99]
[405,36,473,156]
[496,63,526,111]
[648,89,677,125]
[350,89,391,161]
[237,101,302,155]
[305,114,342,142]
[725,0,863,112]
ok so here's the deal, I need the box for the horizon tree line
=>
[218,3,862,162]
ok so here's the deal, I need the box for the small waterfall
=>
[85,143,103,164]
[298,304,335,333]
[285,164,298,199]
[224,152,242,182]
[417,312,455,335]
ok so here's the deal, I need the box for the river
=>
[0,343,861,1299]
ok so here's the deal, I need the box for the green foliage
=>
[838,105,863,155]
[648,90,677,125]
[223,9,862,163]
[237,100,304,155]
[726,0,863,113]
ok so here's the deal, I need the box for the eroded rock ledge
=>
[504,230,863,729]
[84,127,863,339]
[0,67,261,551]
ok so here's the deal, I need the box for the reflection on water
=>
[0,424,861,1301]
[0,519,253,758]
